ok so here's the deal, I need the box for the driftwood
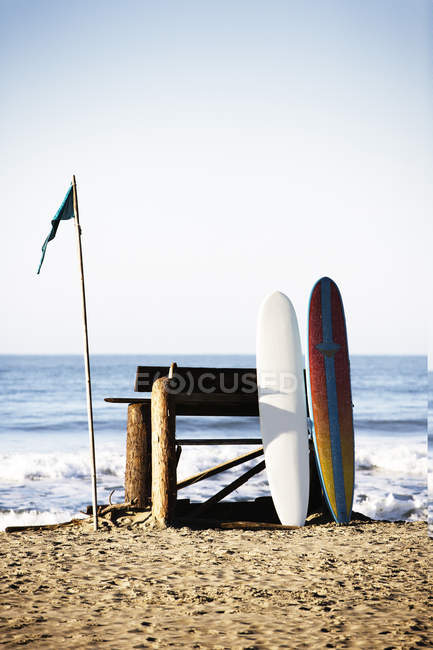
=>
[5,519,84,534]
[81,499,141,527]
[99,499,137,517]
[85,499,138,516]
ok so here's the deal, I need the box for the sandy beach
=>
[0,515,431,649]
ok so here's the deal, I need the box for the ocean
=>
[0,354,427,531]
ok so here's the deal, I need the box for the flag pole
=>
[72,175,98,531]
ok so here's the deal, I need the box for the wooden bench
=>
[105,364,320,526]
[107,365,260,414]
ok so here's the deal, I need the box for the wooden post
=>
[151,377,177,526]
[125,403,152,508]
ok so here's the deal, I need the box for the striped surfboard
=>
[307,277,355,524]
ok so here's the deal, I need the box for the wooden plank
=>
[177,447,264,490]
[191,460,266,519]
[218,521,299,530]
[105,394,259,416]
[174,395,259,416]
[105,398,151,404]
[176,438,262,445]
[177,519,299,530]
[135,366,257,395]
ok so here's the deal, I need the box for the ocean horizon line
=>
[0,352,427,358]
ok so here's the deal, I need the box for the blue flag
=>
[37,185,75,274]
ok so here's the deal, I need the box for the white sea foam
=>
[355,439,426,476]
[0,508,84,532]
[354,491,426,522]
[1,435,426,481]
[0,447,125,483]
[1,439,425,489]
[0,435,427,526]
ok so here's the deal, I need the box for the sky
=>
[1,0,432,356]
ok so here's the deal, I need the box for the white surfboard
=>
[256,291,309,526]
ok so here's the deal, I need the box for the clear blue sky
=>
[1,0,431,355]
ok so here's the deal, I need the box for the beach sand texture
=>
[0,518,431,649]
